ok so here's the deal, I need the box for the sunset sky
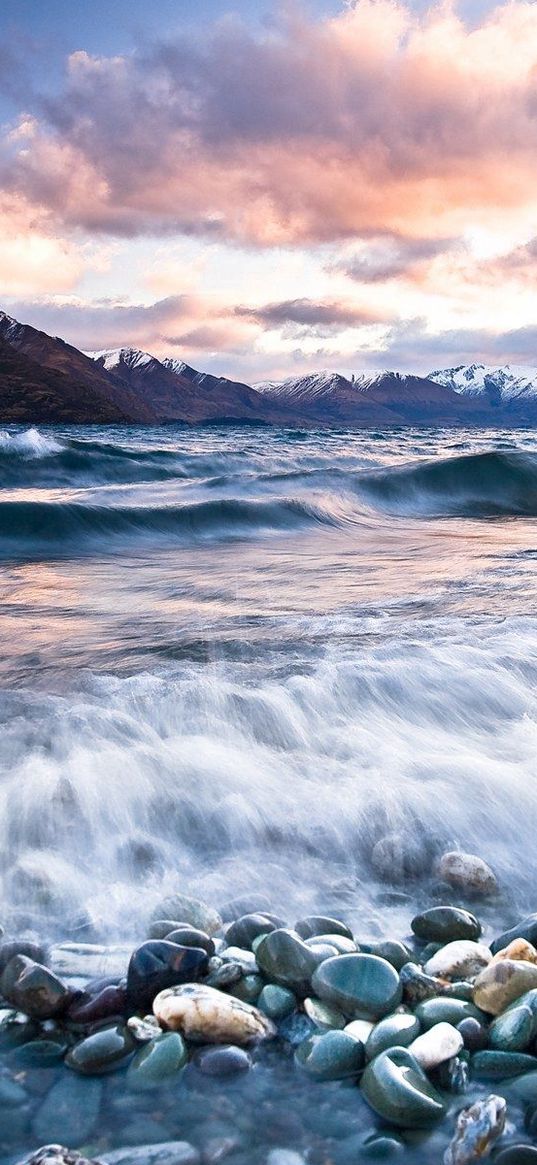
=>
[1,0,537,381]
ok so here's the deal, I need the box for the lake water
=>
[2,423,537,1162]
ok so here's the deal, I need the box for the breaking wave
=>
[360,450,537,517]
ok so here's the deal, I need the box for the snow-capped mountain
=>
[429,364,537,405]
[89,347,160,373]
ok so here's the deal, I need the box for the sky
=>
[1,0,537,381]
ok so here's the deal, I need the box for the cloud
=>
[336,235,460,283]
[2,1,537,245]
[234,296,388,336]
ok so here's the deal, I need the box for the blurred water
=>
[1,423,537,939]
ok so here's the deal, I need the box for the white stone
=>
[424,940,492,980]
[437,852,498,896]
[153,983,276,1046]
[344,1019,376,1042]
[409,1022,464,1070]
[266,1153,306,1165]
[104,1144,200,1165]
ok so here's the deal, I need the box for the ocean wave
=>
[359,449,537,517]
[0,494,339,552]
[0,427,64,458]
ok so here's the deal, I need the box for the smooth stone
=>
[0,1072,29,1105]
[508,1070,537,1103]
[361,1047,446,1128]
[206,961,242,988]
[229,974,264,1004]
[457,1017,489,1051]
[415,997,487,1030]
[127,1014,161,1042]
[295,916,353,941]
[444,1094,506,1164]
[7,1038,67,1068]
[219,895,272,923]
[304,996,346,1030]
[154,983,276,1045]
[220,946,258,973]
[408,1021,463,1069]
[489,989,537,1051]
[1,956,69,1019]
[258,985,296,1020]
[32,1074,102,1144]
[126,941,208,1012]
[345,1018,376,1042]
[0,940,48,973]
[437,852,498,897]
[366,1012,421,1060]
[19,1151,103,1165]
[412,908,482,944]
[369,941,412,971]
[471,1050,537,1079]
[162,928,215,957]
[127,1031,187,1089]
[371,833,434,882]
[150,894,222,936]
[361,1133,405,1158]
[266,1153,305,1165]
[493,1149,537,1163]
[65,1023,136,1075]
[295,1030,365,1080]
[103,1144,199,1165]
[148,919,188,940]
[305,934,356,955]
[473,959,537,1015]
[491,913,537,956]
[196,1044,251,1077]
[256,929,320,994]
[424,941,491,981]
[492,938,537,965]
[312,954,402,1020]
[225,914,278,950]
[66,985,126,1026]
[400,962,451,1006]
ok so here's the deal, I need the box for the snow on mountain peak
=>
[88,347,156,372]
[430,363,537,402]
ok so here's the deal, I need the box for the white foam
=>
[0,427,64,458]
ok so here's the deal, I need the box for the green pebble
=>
[257,984,296,1019]
[415,996,487,1030]
[127,1031,187,1090]
[295,1029,365,1081]
[361,1047,446,1129]
[366,1012,421,1061]
[229,974,264,1004]
[471,1050,537,1079]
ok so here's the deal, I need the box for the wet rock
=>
[154,982,276,1045]
[424,941,491,981]
[473,959,537,1015]
[17,1151,104,1165]
[163,928,215,957]
[437,852,498,897]
[361,1047,446,1128]
[491,939,537,965]
[369,940,411,971]
[361,1132,405,1158]
[312,953,402,1020]
[196,1044,252,1077]
[256,929,321,994]
[295,916,353,941]
[371,833,434,883]
[220,946,258,973]
[266,1153,305,1165]
[493,1149,537,1163]
[276,1011,316,1046]
[304,996,346,1030]
[127,1030,187,1089]
[489,988,537,1051]
[491,914,537,956]
[219,895,273,923]
[345,1018,376,1042]
[471,1050,537,1079]
[457,1017,489,1052]
[229,973,263,1004]
[126,941,209,1013]
[400,962,450,1006]
[32,1075,102,1145]
[225,914,278,950]
[415,996,486,1030]
[306,934,356,955]
[412,908,482,944]
[365,1011,421,1060]
[127,1014,161,1042]
[8,1038,68,1068]
[0,940,48,974]
[1,956,69,1019]
[443,1094,506,1164]
[65,1022,136,1075]
[150,895,222,936]
[148,919,187,940]
[257,984,296,1020]
[103,1145,200,1165]
[295,1029,364,1080]
[66,985,126,1026]
[408,1021,463,1069]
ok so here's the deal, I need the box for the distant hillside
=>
[0,334,132,424]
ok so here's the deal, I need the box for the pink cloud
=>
[2,1,537,246]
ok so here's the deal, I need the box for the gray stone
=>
[312,953,402,1020]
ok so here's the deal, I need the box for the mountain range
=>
[2,310,537,427]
